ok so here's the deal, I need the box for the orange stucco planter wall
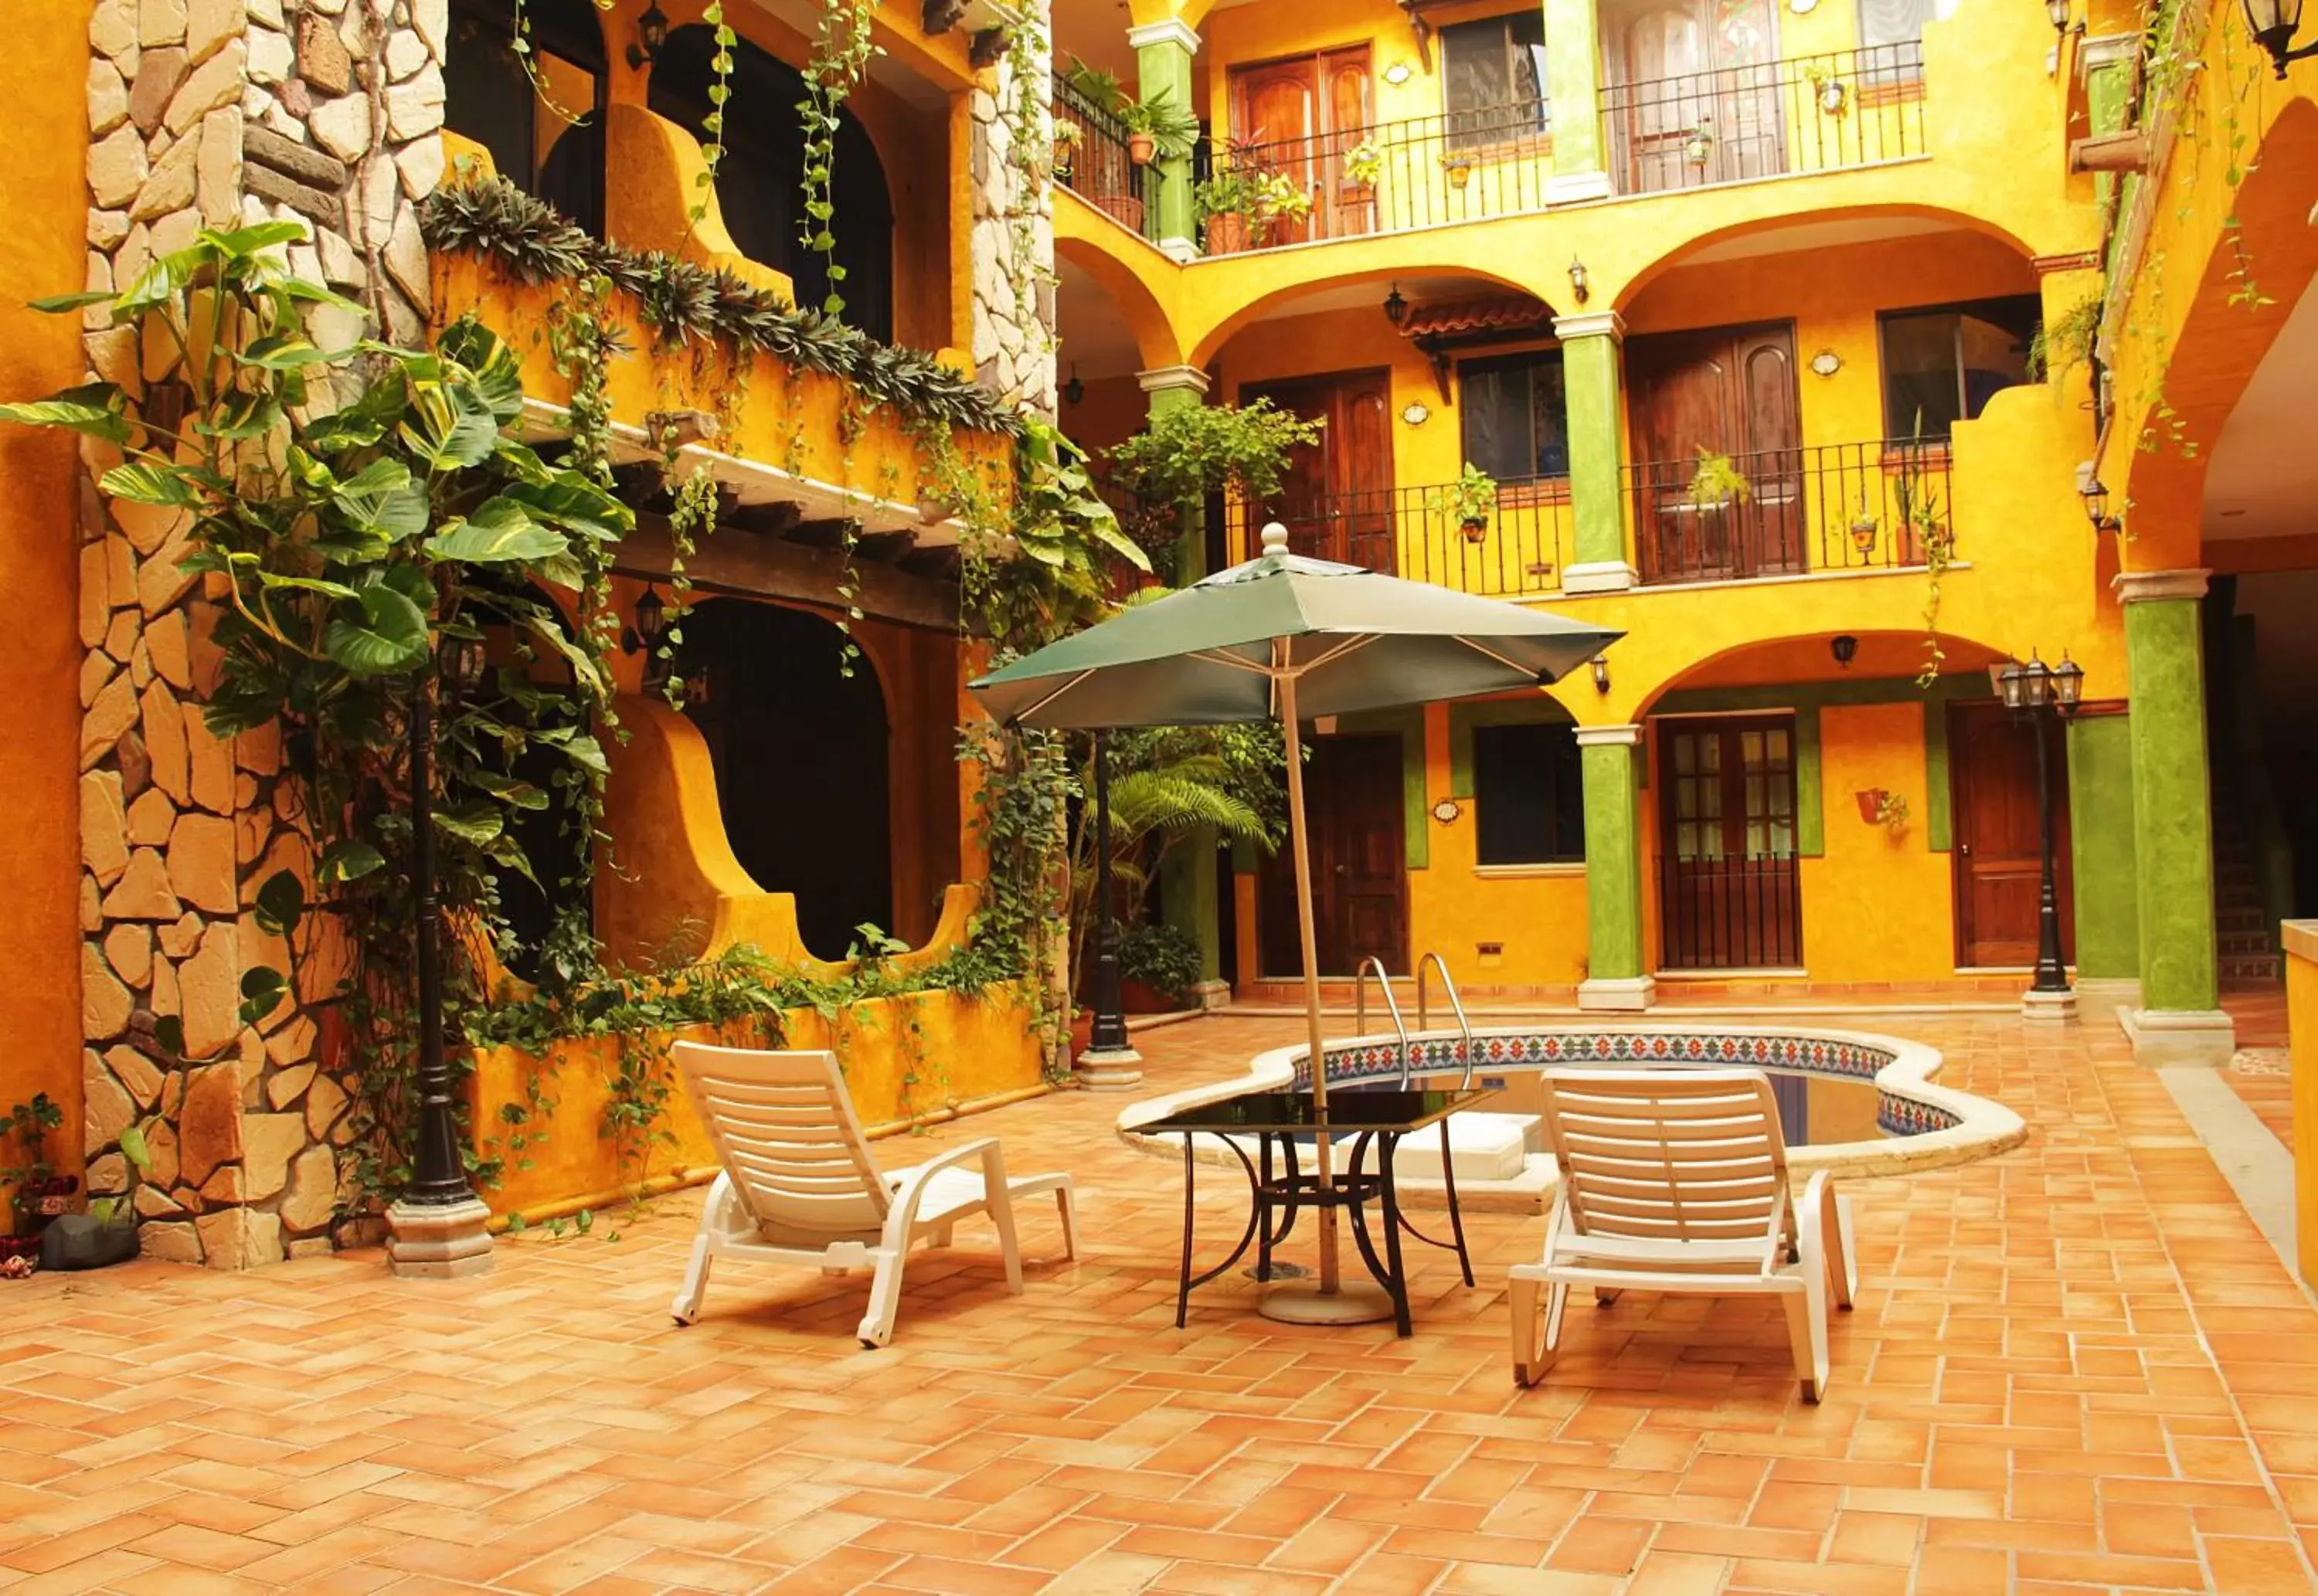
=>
[467,983,1047,1224]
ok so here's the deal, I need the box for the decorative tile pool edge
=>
[1117,1022,2028,1187]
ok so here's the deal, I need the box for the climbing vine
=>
[798,0,881,315]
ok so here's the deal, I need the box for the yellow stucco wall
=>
[0,0,95,1198]
[1801,701,1957,983]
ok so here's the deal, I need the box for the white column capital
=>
[1137,364,1210,395]
[2112,568,2210,604]
[1552,311,1625,343]
[1126,18,1200,54]
[1574,723,1643,748]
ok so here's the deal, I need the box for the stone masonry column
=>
[1554,311,1636,593]
[1541,0,1611,203]
[2115,569,2233,1065]
[1576,724,1654,1010]
[1141,363,1227,1002]
[1129,18,1198,262]
[970,22,1059,416]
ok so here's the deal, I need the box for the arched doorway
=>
[445,0,609,234]
[676,600,894,957]
[648,27,896,341]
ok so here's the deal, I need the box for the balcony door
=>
[1606,0,1782,192]
[1229,49,1373,243]
[1657,716,1802,970]
[1626,321,1802,583]
[1245,370,1395,571]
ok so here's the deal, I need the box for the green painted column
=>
[2116,569,2233,1064]
[1542,0,1609,202]
[2065,711,2139,982]
[1131,22,1199,260]
[1144,365,1224,992]
[1576,724,1654,1010]
[1554,312,1634,593]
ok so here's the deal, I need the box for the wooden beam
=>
[784,518,857,549]
[855,530,919,563]
[615,516,958,631]
[726,501,803,537]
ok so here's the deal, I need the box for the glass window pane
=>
[1473,721,1582,863]
[1674,735,1695,776]
[1858,0,1934,47]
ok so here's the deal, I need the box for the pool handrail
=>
[1414,952,1477,1089]
[1351,956,1412,1086]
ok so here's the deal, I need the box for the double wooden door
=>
[1259,734,1409,978]
[1229,49,1373,242]
[1949,701,2075,967]
[1657,716,1803,969]
[1246,371,1395,571]
[1607,0,1783,192]
[1626,322,1803,583]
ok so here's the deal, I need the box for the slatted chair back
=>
[1538,1068,1793,1268]
[674,1043,892,1241]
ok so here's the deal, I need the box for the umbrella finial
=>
[1260,522,1290,555]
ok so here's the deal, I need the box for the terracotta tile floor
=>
[2221,989,2295,1152]
[5,1004,2318,1594]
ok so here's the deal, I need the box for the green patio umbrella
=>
[973,524,1623,1324]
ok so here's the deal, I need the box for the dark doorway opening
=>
[446,0,608,235]
[1258,732,1408,976]
[648,27,896,342]
[1656,715,1803,969]
[677,601,893,959]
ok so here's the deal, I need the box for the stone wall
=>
[968,24,1058,418]
[76,0,444,1268]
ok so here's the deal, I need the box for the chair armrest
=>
[1793,1170,1831,1263]
[883,1137,1008,1248]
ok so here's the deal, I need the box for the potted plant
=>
[1118,87,1200,168]
[1808,67,1848,116]
[1118,922,1205,1013]
[1850,508,1880,555]
[1443,150,1476,188]
[1051,117,1081,182]
[1684,117,1715,168]
[1854,789,1909,833]
[1686,449,1751,508]
[2,1094,69,1262]
[1344,138,1383,192]
[1429,464,1500,542]
[1252,170,1311,243]
[1195,165,1263,255]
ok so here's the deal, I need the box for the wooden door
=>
[1657,717,1802,969]
[1626,323,1802,582]
[1247,371,1395,570]
[1259,734,1409,977]
[1229,48,1371,243]
[1949,701,2075,967]
[1610,0,1781,192]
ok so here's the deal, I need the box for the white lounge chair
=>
[1509,1068,1857,1401]
[669,1042,1076,1346]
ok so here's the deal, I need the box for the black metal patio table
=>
[1139,1086,1497,1336]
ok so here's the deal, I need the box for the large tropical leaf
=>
[0,383,133,443]
[98,462,207,508]
[398,379,501,474]
[424,497,568,564]
[331,457,430,542]
[501,477,630,542]
[322,582,431,677]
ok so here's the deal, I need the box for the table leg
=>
[1344,1132,1390,1290]
[1256,1132,1274,1282]
[1379,1131,1412,1336]
[1176,1137,1195,1329]
[1270,1133,1303,1251]
[1438,1119,1475,1287]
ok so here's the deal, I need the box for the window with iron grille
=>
[1439,13,1550,150]
[1460,351,1570,482]
[1474,722,1586,865]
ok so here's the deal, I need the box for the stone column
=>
[1140,363,1227,1001]
[1554,311,1635,593]
[1542,0,1610,203]
[1576,724,1654,1010]
[2115,569,2233,1065]
[970,23,1059,415]
[76,0,446,1268]
[1128,18,1198,261]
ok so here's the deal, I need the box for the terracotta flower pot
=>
[1854,789,1888,824]
[1204,212,1249,255]
[1127,132,1157,166]
[1120,977,1181,1015]
[1069,1008,1095,1061]
[1460,517,1489,544]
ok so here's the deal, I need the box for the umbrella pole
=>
[1259,671,1393,1326]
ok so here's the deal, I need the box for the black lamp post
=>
[400,630,489,1209]
[1087,731,1130,1054]
[627,1,669,69]
[1993,650,2084,997]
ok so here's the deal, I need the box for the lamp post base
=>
[1257,1280,1396,1326]
[385,1197,495,1279]
[1075,1045,1145,1091]
[2021,986,2078,1024]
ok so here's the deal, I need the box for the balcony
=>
[1053,73,1164,244]
[1599,43,1928,197]
[1624,440,1952,587]
[1229,479,1574,596]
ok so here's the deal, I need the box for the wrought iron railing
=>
[1624,439,1952,587]
[1228,478,1572,594]
[1657,853,1803,970]
[1208,97,1553,251]
[1052,76,1161,243]
[1599,42,1927,196]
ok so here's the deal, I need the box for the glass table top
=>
[1139,1087,1497,1137]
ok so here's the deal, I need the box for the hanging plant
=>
[798,0,881,317]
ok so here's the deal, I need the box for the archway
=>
[444,0,609,234]
[649,26,895,340]
[676,600,893,959]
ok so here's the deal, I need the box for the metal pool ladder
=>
[1354,953,1477,1088]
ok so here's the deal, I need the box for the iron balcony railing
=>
[1210,98,1554,251]
[1623,438,1953,587]
[1052,76,1162,243]
[1599,42,1928,197]
[1657,853,1803,970]
[1228,478,1573,596]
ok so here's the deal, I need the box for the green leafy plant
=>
[1106,399,1323,514]
[0,1095,64,1197]
[1117,921,1205,1000]
[1344,139,1384,188]
[1686,449,1752,508]
[1428,463,1500,535]
[1193,164,1265,222]
[84,1124,153,1228]
[1117,87,1201,162]
[798,0,881,316]
[2027,293,2102,383]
